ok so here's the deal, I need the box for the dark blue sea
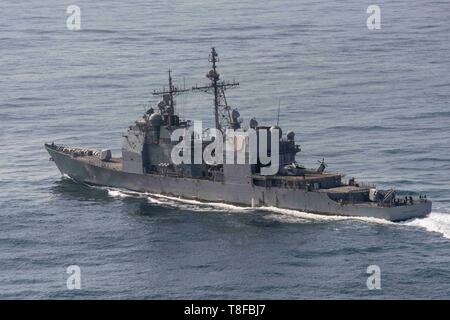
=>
[1,0,449,299]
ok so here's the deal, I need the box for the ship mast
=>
[192,47,239,131]
[152,69,189,116]
[211,48,220,130]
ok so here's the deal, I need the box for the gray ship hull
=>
[46,145,432,222]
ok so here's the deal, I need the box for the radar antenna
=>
[276,99,281,126]
[152,69,190,116]
[192,47,239,131]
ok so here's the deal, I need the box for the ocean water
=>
[1,0,449,299]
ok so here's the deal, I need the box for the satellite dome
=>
[149,113,163,127]
[206,69,219,79]
[287,130,295,141]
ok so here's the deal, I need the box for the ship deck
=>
[76,155,123,171]
[252,172,342,182]
[318,185,370,193]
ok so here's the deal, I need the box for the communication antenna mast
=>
[277,99,281,126]
[192,47,239,131]
[152,69,190,115]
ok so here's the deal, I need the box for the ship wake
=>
[403,212,450,240]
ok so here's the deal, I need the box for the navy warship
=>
[45,48,431,221]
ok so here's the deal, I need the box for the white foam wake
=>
[107,189,130,198]
[106,188,146,199]
[403,212,450,240]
